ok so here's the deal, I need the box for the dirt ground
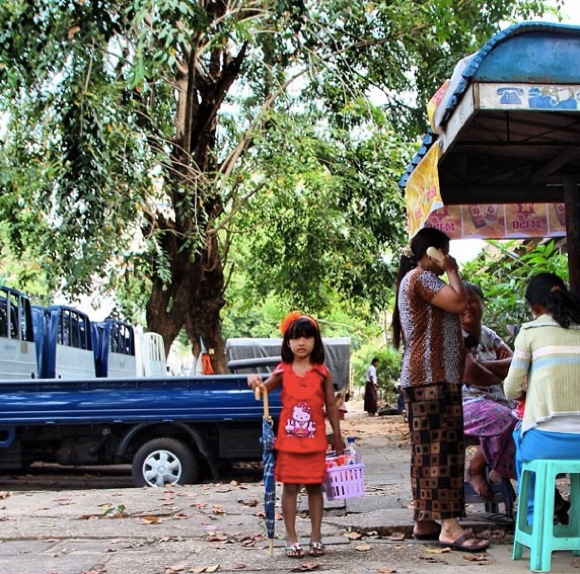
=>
[338,398,410,448]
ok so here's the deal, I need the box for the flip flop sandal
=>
[439,531,489,552]
[309,541,326,556]
[284,542,305,558]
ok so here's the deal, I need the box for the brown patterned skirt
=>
[403,382,466,521]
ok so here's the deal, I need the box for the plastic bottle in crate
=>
[345,436,361,464]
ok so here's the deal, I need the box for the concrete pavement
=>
[0,404,577,573]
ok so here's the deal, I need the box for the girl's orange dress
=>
[273,362,329,484]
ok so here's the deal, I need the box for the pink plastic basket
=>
[324,463,365,500]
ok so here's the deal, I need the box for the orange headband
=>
[279,311,319,335]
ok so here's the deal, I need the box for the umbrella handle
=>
[254,384,270,419]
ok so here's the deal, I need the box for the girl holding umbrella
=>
[248,312,345,558]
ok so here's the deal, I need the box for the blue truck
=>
[0,285,282,487]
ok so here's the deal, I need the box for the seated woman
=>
[504,272,580,524]
[460,282,517,499]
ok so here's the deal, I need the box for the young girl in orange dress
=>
[247,312,345,559]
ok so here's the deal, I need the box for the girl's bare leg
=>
[305,484,323,543]
[282,483,300,544]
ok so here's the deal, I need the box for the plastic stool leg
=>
[539,465,556,572]
[528,464,550,572]
[571,473,580,557]
[512,467,532,561]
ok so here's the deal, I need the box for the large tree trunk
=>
[144,216,227,373]
[142,5,247,372]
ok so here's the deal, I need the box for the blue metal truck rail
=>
[0,375,282,424]
[0,375,282,487]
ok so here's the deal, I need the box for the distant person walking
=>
[364,358,379,416]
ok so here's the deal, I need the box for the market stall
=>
[400,21,580,293]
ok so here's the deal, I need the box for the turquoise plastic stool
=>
[512,458,580,572]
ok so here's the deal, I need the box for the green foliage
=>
[228,108,407,315]
[462,240,569,344]
[351,343,402,394]
[0,0,559,356]
[221,275,382,347]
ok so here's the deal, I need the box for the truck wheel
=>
[132,438,199,487]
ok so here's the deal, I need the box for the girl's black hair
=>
[281,316,325,364]
[525,272,580,328]
[392,228,451,349]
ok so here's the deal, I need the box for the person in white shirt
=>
[364,358,379,416]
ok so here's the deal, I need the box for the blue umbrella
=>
[255,385,276,556]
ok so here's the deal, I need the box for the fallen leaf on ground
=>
[190,566,220,573]
[463,553,488,562]
[345,531,362,540]
[389,531,405,541]
[99,504,127,518]
[238,499,258,507]
[165,563,187,572]
[355,544,372,552]
[377,568,397,573]
[425,546,450,554]
[141,515,163,524]
[290,562,319,572]
[232,564,246,570]
[206,533,229,542]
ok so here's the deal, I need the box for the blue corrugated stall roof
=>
[399,21,580,190]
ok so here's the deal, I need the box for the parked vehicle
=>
[0,285,281,487]
[226,336,352,389]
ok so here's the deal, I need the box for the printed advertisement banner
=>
[419,203,566,240]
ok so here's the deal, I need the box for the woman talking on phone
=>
[392,227,489,552]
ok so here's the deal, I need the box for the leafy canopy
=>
[0,0,559,345]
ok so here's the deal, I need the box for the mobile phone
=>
[426,246,444,265]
